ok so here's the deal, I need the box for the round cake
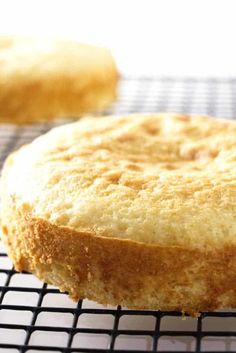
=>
[1,113,236,314]
[0,35,118,123]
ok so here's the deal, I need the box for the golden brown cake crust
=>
[2,199,236,315]
[1,113,236,313]
[0,35,118,123]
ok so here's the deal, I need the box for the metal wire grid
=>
[112,76,236,119]
[1,76,236,353]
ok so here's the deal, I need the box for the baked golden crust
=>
[1,113,236,313]
[0,35,118,123]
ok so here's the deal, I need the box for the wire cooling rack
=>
[1,76,236,353]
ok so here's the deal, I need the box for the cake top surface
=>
[0,35,113,78]
[2,113,236,249]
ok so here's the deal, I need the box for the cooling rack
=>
[1,76,236,353]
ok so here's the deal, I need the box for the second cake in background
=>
[0,35,118,124]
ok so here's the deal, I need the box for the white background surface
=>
[1,0,236,76]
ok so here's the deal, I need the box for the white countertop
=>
[1,0,236,77]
